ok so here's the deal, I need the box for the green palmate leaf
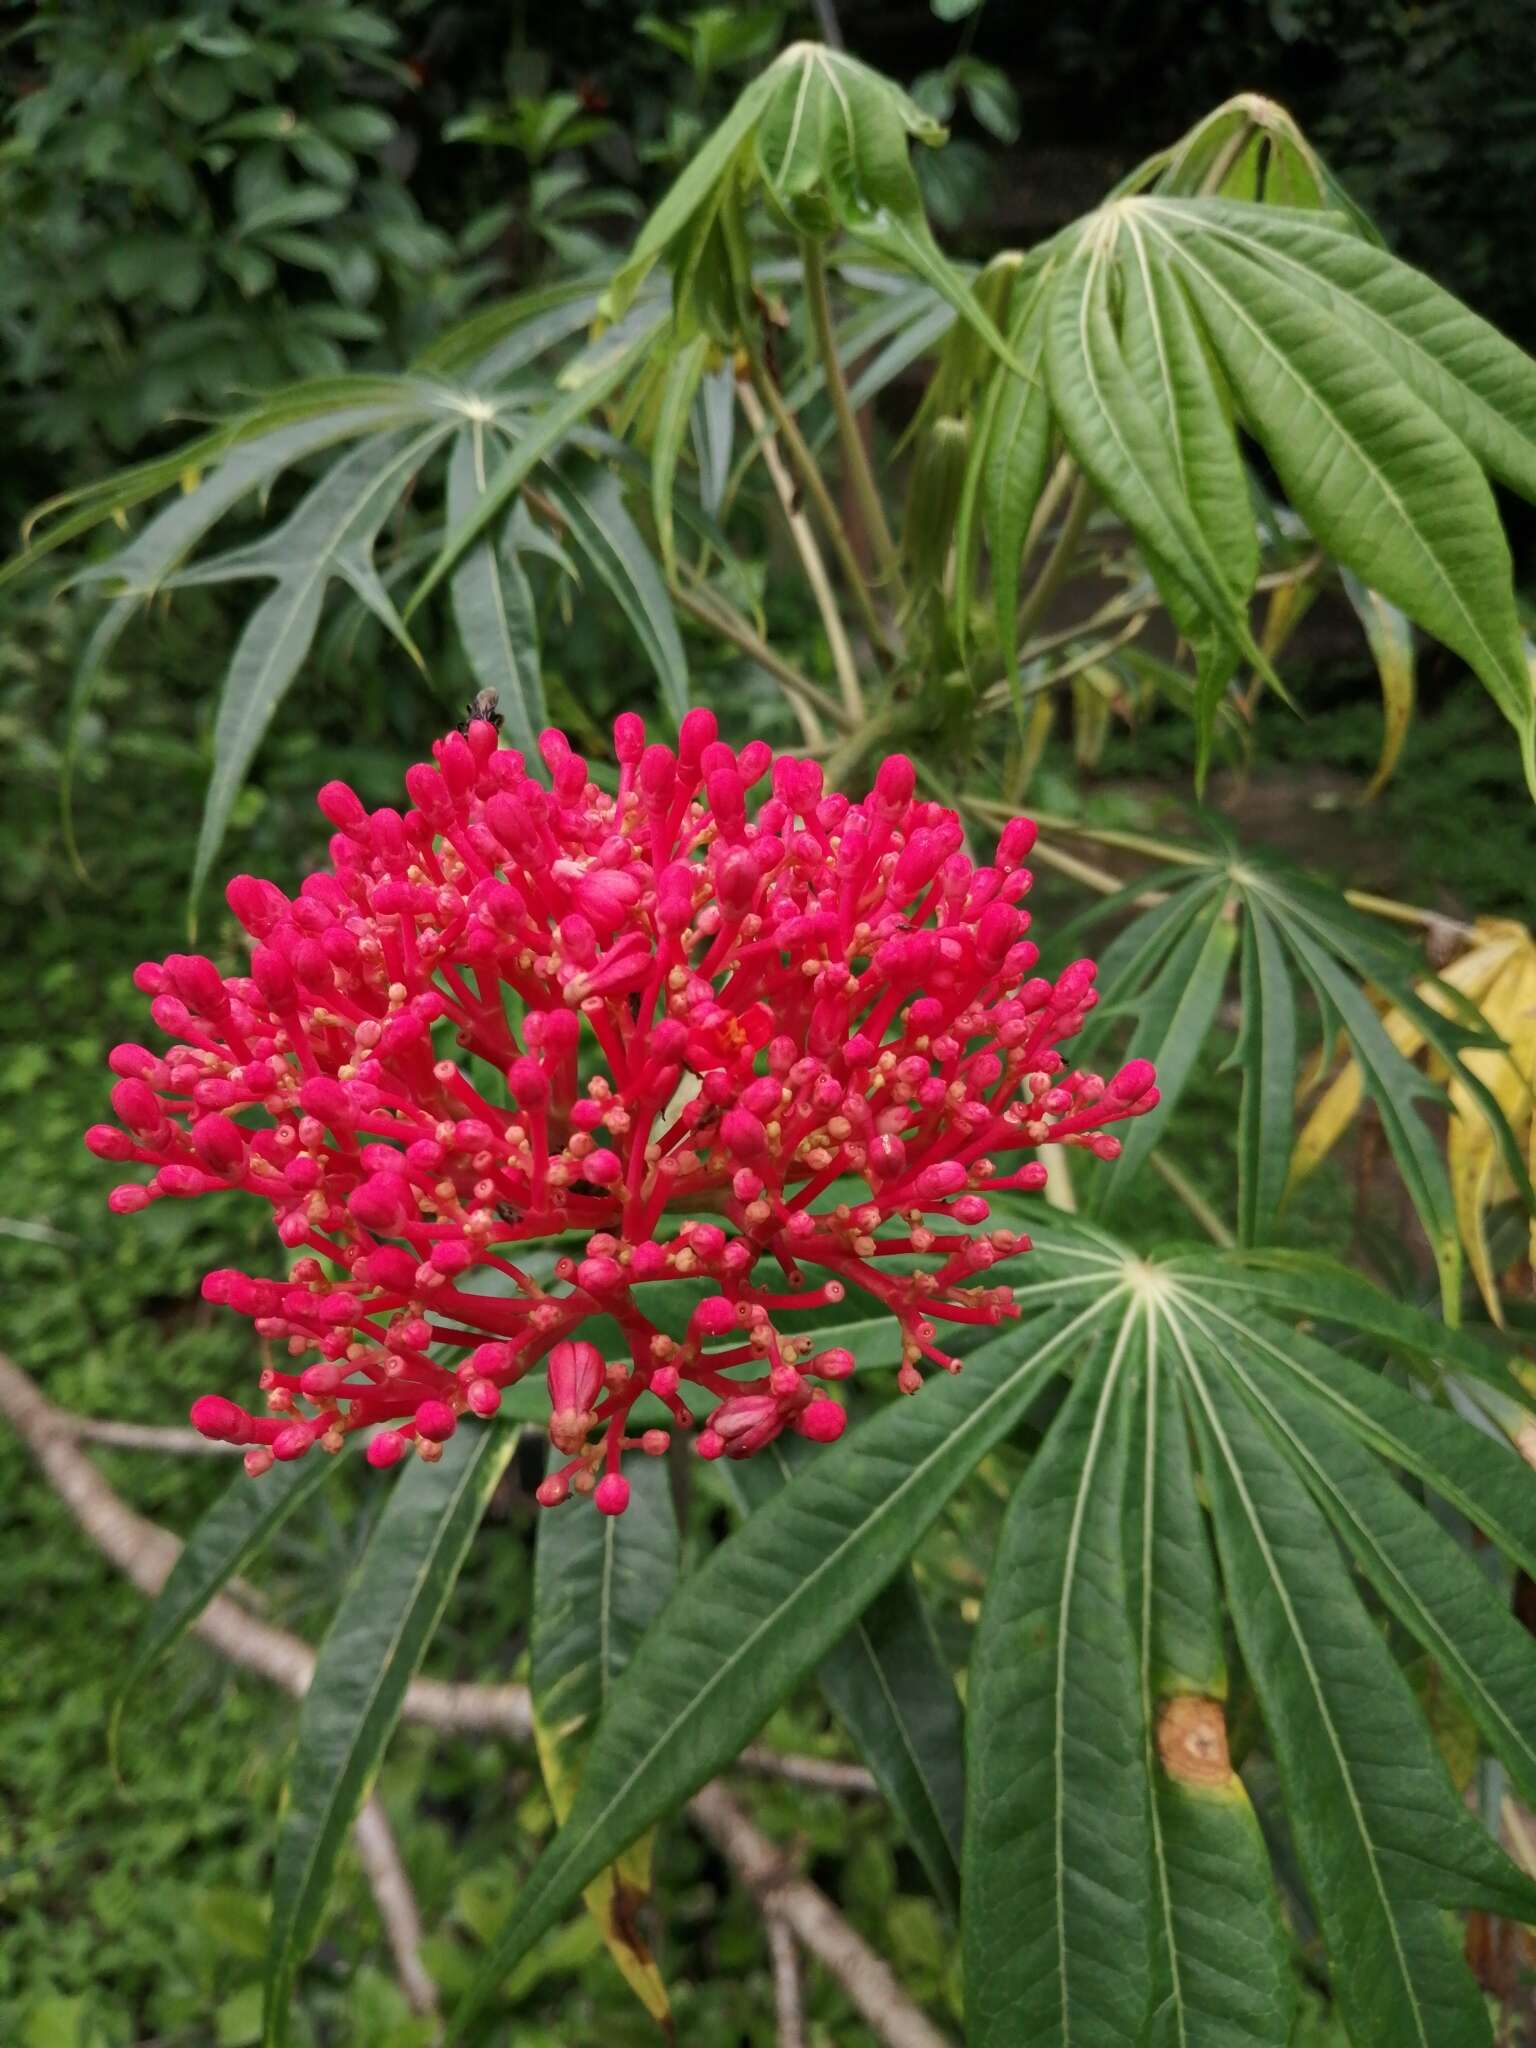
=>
[446,426,545,758]
[6,376,422,585]
[453,1296,1112,2031]
[185,424,450,905]
[1129,1322,1292,2048]
[1162,200,1536,499]
[606,66,778,317]
[1234,900,1298,1249]
[1137,202,1536,795]
[111,1450,344,1764]
[723,1441,965,1915]
[1096,888,1237,1211]
[1340,571,1415,798]
[531,1452,679,2023]
[1044,230,1273,696]
[409,315,662,613]
[1181,1293,1536,1584]
[264,1426,516,2047]
[1211,1332,1536,1811]
[964,1317,1150,2048]
[538,462,689,724]
[1115,214,1257,778]
[1178,1332,1531,2048]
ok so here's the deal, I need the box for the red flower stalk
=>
[88,711,1158,1510]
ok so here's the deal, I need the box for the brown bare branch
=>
[767,1911,806,2048]
[353,1796,438,2017]
[689,1783,954,2048]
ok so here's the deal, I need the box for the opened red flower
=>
[88,710,1158,1510]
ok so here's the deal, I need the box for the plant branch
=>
[670,574,851,737]
[744,354,893,665]
[734,377,865,724]
[801,238,904,605]
[767,1911,807,2048]
[689,1783,954,2048]
[1010,474,1094,655]
[354,1796,438,2016]
[1,1356,953,2047]
[1147,1152,1235,1249]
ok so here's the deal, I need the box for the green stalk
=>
[801,238,905,604]
[668,575,852,736]
[1010,475,1094,653]
[745,352,893,662]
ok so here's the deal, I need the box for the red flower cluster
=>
[88,711,1158,1512]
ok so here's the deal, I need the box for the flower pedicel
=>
[88,711,1158,1511]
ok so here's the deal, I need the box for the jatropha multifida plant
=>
[88,707,1157,1507]
[53,33,1536,2048]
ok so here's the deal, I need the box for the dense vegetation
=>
[5,6,1536,2047]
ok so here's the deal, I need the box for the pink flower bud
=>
[85,1124,134,1161]
[594,1472,630,1515]
[191,1395,250,1443]
[415,1400,457,1443]
[368,1430,410,1470]
[812,1347,856,1381]
[796,1397,846,1444]
[547,1340,603,1418]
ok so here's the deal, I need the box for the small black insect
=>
[457,688,503,736]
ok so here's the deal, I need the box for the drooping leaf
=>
[650,333,710,572]
[538,462,689,723]
[1340,572,1416,798]
[263,1426,515,2045]
[1139,202,1536,795]
[453,1297,1112,2030]
[531,1452,679,2023]
[1234,899,1297,1248]
[446,426,545,757]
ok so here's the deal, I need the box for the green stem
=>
[1148,1152,1235,1248]
[746,352,893,661]
[1010,476,1094,653]
[801,238,904,602]
[668,576,852,736]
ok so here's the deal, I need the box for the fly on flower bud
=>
[91,712,1153,1512]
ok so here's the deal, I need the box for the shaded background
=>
[4,4,1535,2044]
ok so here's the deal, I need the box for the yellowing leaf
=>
[1290,919,1536,1321]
